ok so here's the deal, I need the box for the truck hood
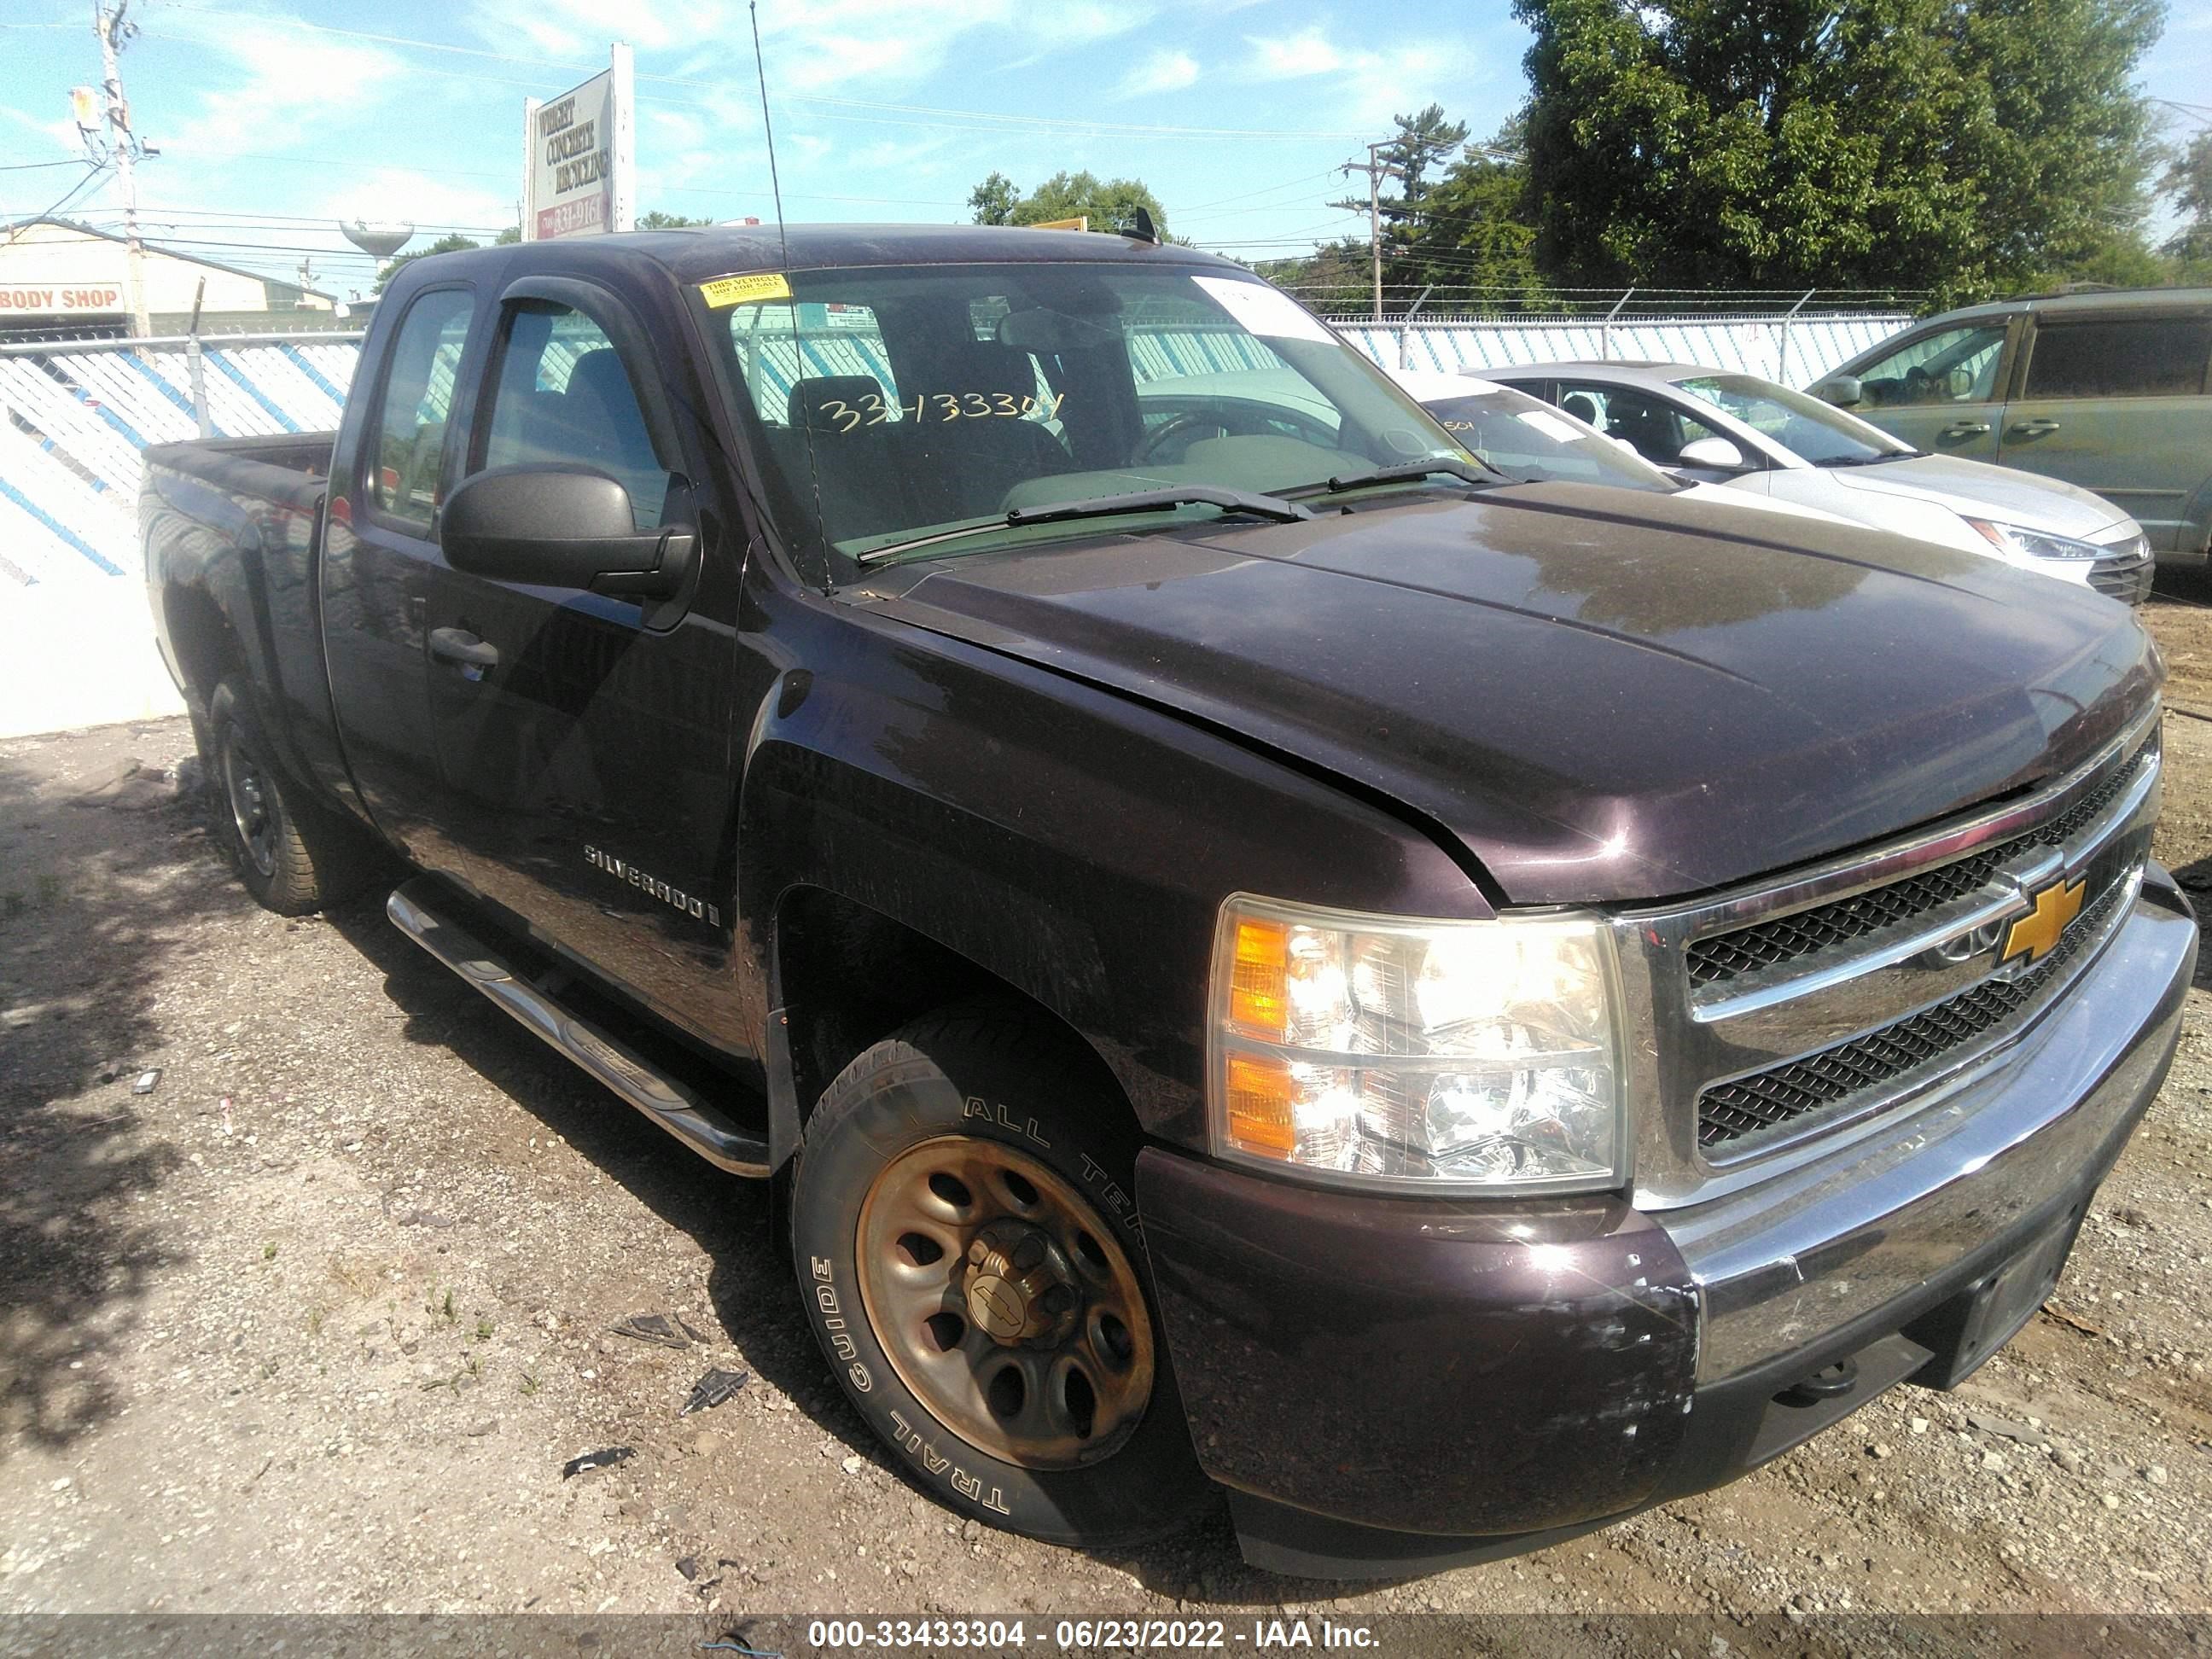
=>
[1831,452,2133,541]
[868,482,2157,905]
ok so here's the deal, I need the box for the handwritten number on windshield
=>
[813,389,1067,433]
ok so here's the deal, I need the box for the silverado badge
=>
[2000,875,2085,969]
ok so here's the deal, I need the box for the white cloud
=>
[151,13,407,158]
[1114,49,1200,98]
[469,0,733,58]
[1247,25,1341,79]
[1243,25,1460,129]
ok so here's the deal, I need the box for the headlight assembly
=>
[1964,518,2104,562]
[1208,894,1627,1195]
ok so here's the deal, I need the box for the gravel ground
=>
[3,580,2210,1628]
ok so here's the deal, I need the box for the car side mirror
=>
[1809,375,1861,408]
[441,466,696,600]
[1676,435,1748,471]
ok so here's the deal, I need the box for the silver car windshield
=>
[1420,387,1677,492]
[1674,373,1914,467]
[705,261,1470,573]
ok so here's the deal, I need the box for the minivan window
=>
[2023,317,2212,401]
[1854,323,2006,407]
[477,300,674,529]
[366,287,473,528]
[707,263,1462,573]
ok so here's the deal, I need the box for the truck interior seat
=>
[781,375,911,544]
[899,346,1076,523]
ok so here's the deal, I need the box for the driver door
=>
[1833,320,2017,459]
[410,279,742,1040]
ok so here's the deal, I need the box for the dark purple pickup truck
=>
[140,224,2191,1575]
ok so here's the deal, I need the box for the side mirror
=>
[1676,435,1748,471]
[1809,374,1861,407]
[441,466,695,599]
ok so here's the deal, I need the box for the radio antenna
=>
[749,0,831,596]
[748,1,790,272]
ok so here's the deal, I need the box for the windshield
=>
[1671,373,1912,466]
[1417,385,1676,492]
[702,262,1468,573]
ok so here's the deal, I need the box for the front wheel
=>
[789,1005,1212,1547]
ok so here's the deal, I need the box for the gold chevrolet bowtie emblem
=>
[2001,876,2086,968]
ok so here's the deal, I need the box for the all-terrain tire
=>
[206,678,374,915]
[789,1003,1214,1548]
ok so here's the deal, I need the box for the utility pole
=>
[1340,142,1406,323]
[92,0,151,336]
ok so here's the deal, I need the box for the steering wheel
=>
[1135,412,1226,467]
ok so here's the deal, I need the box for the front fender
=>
[735,593,1487,1155]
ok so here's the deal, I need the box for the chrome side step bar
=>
[386,877,771,1177]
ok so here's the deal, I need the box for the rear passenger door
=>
[410,278,742,1041]
[2000,310,2212,551]
[321,282,477,856]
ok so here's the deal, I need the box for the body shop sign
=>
[524,46,634,241]
[0,285,125,314]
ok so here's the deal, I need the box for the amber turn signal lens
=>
[1224,1052,1296,1158]
[1229,917,1289,1037]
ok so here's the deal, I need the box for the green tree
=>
[1513,0,2165,302]
[968,172,1022,225]
[1393,119,1551,308]
[966,170,1170,237]
[373,231,481,294]
[637,210,713,229]
[2163,129,2212,271]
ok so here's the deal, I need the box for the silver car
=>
[1486,360,2153,604]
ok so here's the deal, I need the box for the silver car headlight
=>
[1964,518,2103,562]
[1208,894,1627,1195]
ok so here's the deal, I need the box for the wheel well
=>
[164,585,242,707]
[775,887,1132,1135]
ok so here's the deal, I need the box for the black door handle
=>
[428,626,499,672]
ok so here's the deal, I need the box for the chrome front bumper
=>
[1661,868,2194,1382]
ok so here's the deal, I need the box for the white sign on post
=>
[522,43,635,241]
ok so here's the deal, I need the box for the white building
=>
[0,217,340,340]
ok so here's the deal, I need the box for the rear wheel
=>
[206,678,374,915]
[789,1004,1212,1547]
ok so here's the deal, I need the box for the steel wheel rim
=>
[221,732,276,878]
[856,1134,1154,1470]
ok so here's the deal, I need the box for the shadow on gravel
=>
[2165,853,2212,992]
[0,742,234,1455]
[313,896,831,1411]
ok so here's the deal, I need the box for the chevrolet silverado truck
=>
[141,224,2192,1576]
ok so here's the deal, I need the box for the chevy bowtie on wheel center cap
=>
[962,1220,1078,1346]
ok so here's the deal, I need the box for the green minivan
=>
[1813,288,2212,561]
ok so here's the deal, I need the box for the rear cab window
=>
[2023,316,2212,400]
[364,287,474,529]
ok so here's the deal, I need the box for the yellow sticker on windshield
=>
[700,272,793,308]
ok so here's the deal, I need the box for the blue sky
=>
[1,0,2208,303]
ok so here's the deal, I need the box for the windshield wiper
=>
[1006,486,1314,528]
[1286,457,1505,498]
[852,486,1312,568]
[1812,453,1908,468]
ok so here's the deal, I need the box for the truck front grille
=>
[1696,870,2134,1149]
[1685,736,2152,987]
[1617,707,2163,1205]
